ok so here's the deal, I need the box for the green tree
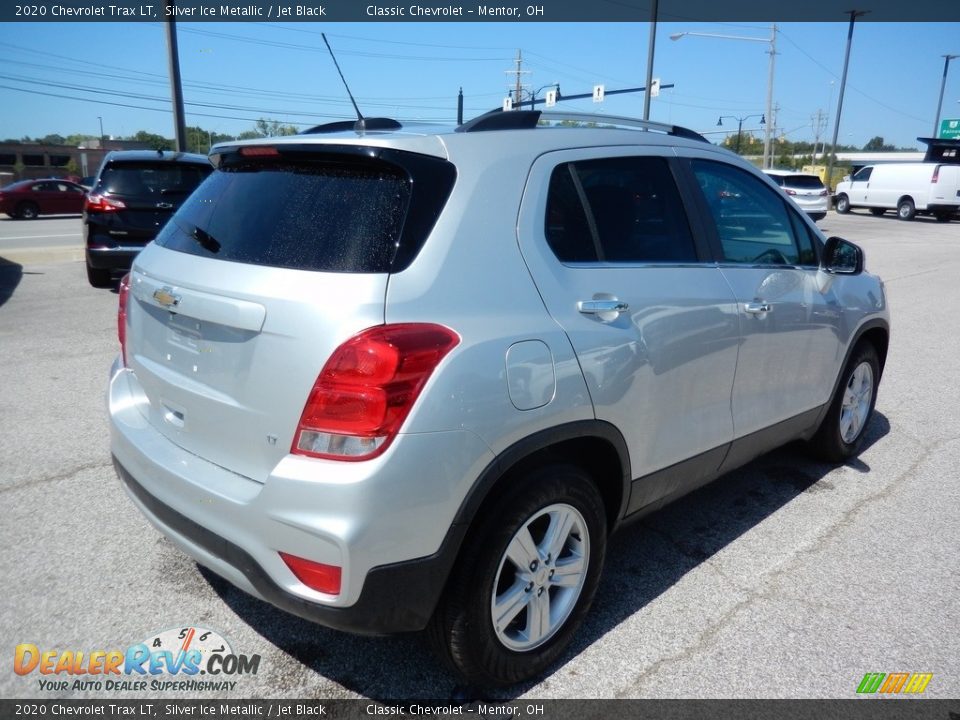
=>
[128,130,174,151]
[40,133,66,146]
[863,136,894,152]
[252,118,299,137]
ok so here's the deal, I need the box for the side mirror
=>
[822,236,863,275]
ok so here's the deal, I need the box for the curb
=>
[1,246,85,265]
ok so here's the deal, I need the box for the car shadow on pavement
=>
[200,412,890,700]
[0,257,23,307]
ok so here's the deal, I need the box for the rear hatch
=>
[124,142,456,483]
[92,160,212,242]
[781,174,827,203]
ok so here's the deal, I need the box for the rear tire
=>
[897,198,916,220]
[427,463,607,687]
[86,264,113,288]
[809,343,880,463]
[16,202,39,219]
[835,194,851,214]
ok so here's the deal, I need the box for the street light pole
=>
[97,116,104,144]
[671,24,776,168]
[826,10,868,193]
[643,0,659,121]
[718,114,765,154]
[934,54,959,137]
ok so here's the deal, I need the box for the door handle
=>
[744,302,772,314]
[578,300,629,315]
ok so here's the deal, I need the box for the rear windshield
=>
[780,175,824,190]
[155,151,453,274]
[98,162,212,197]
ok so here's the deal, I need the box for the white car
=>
[763,169,830,221]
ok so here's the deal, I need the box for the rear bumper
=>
[108,360,494,634]
[86,245,144,271]
[114,456,466,634]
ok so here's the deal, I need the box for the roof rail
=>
[457,109,708,143]
[301,117,402,135]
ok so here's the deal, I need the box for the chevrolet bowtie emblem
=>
[153,287,181,308]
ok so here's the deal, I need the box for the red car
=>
[0,179,87,219]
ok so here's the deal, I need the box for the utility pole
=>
[165,1,188,152]
[811,109,827,161]
[762,23,777,169]
[505,49,530,106]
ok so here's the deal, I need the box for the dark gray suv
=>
[109,110,889,686]
[84,150,212,287]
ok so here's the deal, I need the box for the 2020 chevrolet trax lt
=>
[109,110,889,686]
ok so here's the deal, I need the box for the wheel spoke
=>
[551,555,586,587]
[543,508,576,560]
[493,580,530,632]
[505,526,540,570]
[525,590,552,644]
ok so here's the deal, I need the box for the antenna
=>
[321,33,365,128]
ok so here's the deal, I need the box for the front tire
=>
[16,202,39,219]
[897,198,916,220]
[835,194,851,214]
[428,464,607,687]
[809,343,880,463]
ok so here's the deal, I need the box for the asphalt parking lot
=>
[0,210,958,700]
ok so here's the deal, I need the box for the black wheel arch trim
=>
[813,317,890,431]
[451,420,633,530]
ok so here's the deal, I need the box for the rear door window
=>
[544,156,697,264]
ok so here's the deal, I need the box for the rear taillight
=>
[292,324,460,461]
[931,166,940,183]
[118,273,131,367]
[784,188,797,196]
[819,189,828,196]
[279,552,341,595]
[85,193,126,213]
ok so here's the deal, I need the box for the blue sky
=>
[1,21,958,149]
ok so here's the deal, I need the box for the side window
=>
[691,160,804,266]
[852,166,872,182]
[544,156,697,264]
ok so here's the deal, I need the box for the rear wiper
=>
[192,226,221,253]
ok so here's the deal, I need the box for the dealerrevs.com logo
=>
[856,672,933,695]
[14,626,261,693]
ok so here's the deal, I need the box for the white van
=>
[834,163,960,221]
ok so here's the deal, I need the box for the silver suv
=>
[109,110,889,686]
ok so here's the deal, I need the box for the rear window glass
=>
[155,159,413,273]
[98,162,211,197]
[780,175,824,190]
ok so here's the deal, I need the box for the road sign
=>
[939,118,960,139]
[593,84,605,103]
[545,89,557,108]
[650,78,660,98]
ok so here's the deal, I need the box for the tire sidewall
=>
[18,202,39,219]
[830,346,881,458]
[897,200,915,220]
[451,465,607,686]
[836,195,850,213]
